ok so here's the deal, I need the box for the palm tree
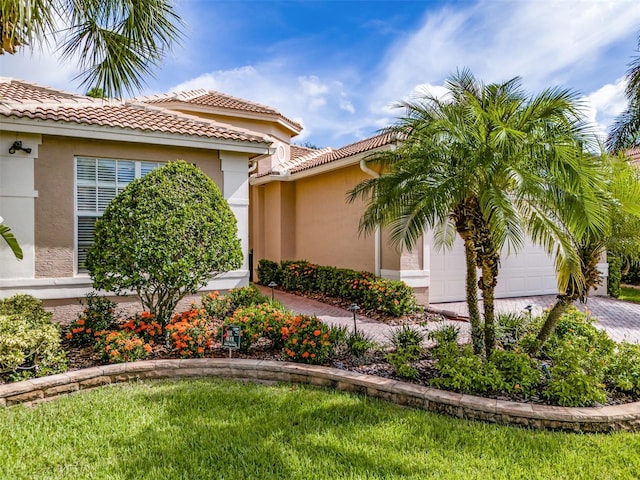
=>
[607,35,640,151]
[0,0,182,98]
[348,69,604,357]
[0,217,23,260]
[534,153,640,351]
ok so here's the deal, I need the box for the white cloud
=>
[169,64,363,146]
[371,0,640,123]
[0,44,81,92]
[582,77,628,143]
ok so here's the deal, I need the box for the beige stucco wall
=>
[294,165,376,271]
[34,135,223,278]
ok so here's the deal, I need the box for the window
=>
[75,157,162,272]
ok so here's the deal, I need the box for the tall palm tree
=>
[0,217,23,260]
[0,0,182,98]
[348,69,604,357]
[534,153,640,351]
[607,35,640,151]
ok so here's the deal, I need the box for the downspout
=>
[359,158,381,277]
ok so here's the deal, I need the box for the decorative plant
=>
[86,161,242,327]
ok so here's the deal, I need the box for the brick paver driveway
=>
[257,286,639,344]
[430,295,640,344]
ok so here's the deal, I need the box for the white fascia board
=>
[1,118,273,155]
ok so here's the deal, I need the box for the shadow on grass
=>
[104,379,639,480]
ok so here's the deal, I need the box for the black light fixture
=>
[8,141,31,155]
[348,303,360,333]
[524,304,533,321]
[268,281,277,301]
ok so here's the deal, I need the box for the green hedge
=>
[257,259,415,316]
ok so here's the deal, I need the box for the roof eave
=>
[249,143,394,185]
[0,117,273,155]
[156,101,303,136]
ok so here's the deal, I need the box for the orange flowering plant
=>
[96,330,152,364]
[120,311,163,342]
[66,293,119,346]
[166,308,216,358]
[225,303,291,353]
[282,314,333,364]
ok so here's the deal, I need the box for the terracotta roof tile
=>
[289,132,396,173]
[627,148,640,166]
[140,90,303,131]
[0,79,271,145]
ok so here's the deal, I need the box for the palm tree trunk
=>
[480,259,498,357]
[463,238,483,354]
[532,294,572,354]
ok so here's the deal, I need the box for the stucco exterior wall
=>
[294,165,375,271]
[34,135,223,278]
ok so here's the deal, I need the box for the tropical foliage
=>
[0,217,22,260]
[607,34,640,151]
[0,0,182,97]
[348,69,603,356]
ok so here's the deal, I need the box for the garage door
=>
[427,232,558,303]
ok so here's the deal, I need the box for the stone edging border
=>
[1,359,639,432]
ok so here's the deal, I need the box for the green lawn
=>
[620,286,640,304]
[1,379,638,480]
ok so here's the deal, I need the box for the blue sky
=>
[2,0,640,148]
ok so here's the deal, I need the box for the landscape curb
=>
[1,359,639,433]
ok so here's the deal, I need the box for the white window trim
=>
[74,157,163,275]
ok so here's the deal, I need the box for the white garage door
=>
[427,232,558,303]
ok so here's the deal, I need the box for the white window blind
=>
[76,158,162,271]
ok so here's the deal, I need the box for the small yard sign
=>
[222,325,241,357]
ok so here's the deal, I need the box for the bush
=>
[256,259,281,286]
[607,254,622,298]
[120,312,163,343]
[389,325,425,350]
[202,285,270,320]
[543,339,608,406]
[166,308,217,358]
[431,344,505,394]
[345,330,378,359]
[489,350,541,396]
[96,330,152,364]
[622,262,640,285]
[282,315,333,364]
[386,345,421,379]
[606,343,640,396]
[280,260,318,292]
[495,312,531,350]
[0,294,67,379]
[86,161,242,327]
[66,293,119,346]
[257,258,416,316]
[427,324,460,345]
[226,303,292,353]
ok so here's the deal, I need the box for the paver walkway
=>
[256,285,470,345]
[257,286,640,344]
[430,295,640,344]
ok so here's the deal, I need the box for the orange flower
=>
[66,332,72,339]
[77,318,85,326]
[291,338,298,345]
[143,344,153,353]
[197,347,204,354]
[313,330,321,337]
[302,351,309,358]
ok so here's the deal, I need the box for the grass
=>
[1,379,638,479]
[620,286,640,304]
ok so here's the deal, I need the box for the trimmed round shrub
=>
[86,160,242,327]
